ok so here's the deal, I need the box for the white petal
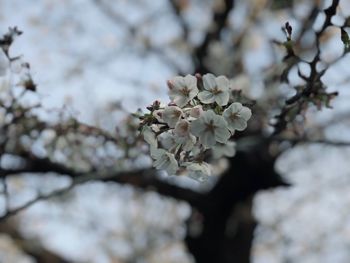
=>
[215,127,230,144]
[201,130,216,147]
[159,132,176,150]
[188,172,209,182]
[171,76,185,90]
[174,119,190,137]
[198,90,215,104]
[163,106,183,128]
[184,74,197,89]
[190,118,206,136]
[142,126,158,148]
[154,156,169,170]
[173,95,190,108]
[165,152,178,175]
[153,110,164,123]
[232,118,247,131]
[229,102,243,113]
[182,134,196,151]
[202,73,216,91]
[215,91,230,106]
[239,106,252,120]
[201,110,216,123]
[212,114,227,127]
[215,76,229,91]
[186,162,211,182]
[190,105,203,118]
[150,147,165,159]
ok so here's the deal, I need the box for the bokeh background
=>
[1,0,350,262]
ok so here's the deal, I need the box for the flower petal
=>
[215,91,230,106]
[200,130,216,147]
[142,126,158,148]
[215,127,230,144]
[198,90,215,104]
[173,95,190,108]
[233,118,247,131]
[215,76,229,91]
[190,118,206,136]
[184,74,197,89]
[203,73,216,91]
[239,107,252,120]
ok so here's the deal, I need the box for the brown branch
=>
[272,0,341,135]
[193,0,235,74]
[168,0,189,40]
[0,154,204,220]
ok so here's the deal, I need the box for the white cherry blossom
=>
[189,105,203,118]
[190,110,230,147]
[159,131,176,150]
[162,106,183,128]
[198,73,230,106]
[168,74,198,107]
[223,102,252,132]
[185,162,212,182]
[151,148,178,175]
[140,73,253,181]
[174,119,196,151]
[152,109,164,123]
[174,119,190,137]
[142,126,157,148]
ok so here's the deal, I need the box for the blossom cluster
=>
[140,73,252,182]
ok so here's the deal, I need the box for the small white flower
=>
[174,119,196,151]
[168,74,198,107]
[159,131,177,150]
[185,162,211,182]
[162,106,183,128]
[212,141,236,159]
[142,126,158,148]
[152,109,164,123]
[223,102,252,132]
[190,110,230,147]
[189,105,203,118]
[151,148,178,175]
[198,73,230,106]
[174,119,190,137]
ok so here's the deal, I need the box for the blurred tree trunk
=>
[185,142,287,262]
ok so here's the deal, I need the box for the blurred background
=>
[1,0,350,262]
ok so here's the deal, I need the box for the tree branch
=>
[193,0,235,73]
[0,154,204,221]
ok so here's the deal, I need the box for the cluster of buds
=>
[139,73,252,182]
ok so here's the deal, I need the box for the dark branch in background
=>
[0,151,204,220]
[320,0,339,33]
[272,0,341,135]
[168,0,189,40]
[193,0,235,74]
[185,142,288,263]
